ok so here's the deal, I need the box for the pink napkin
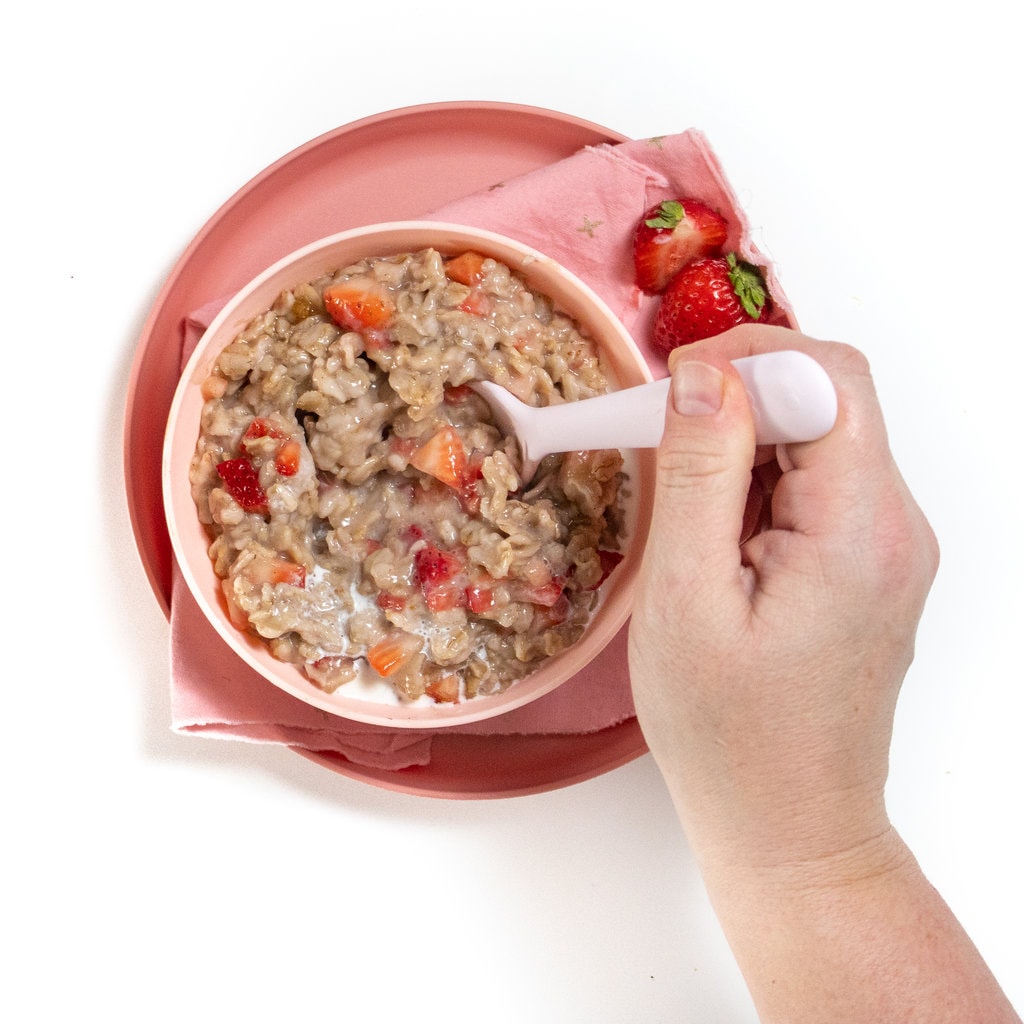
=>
[169,129,793,770]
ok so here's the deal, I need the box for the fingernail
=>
[672,361,724,416]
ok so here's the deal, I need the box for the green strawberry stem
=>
[726,253,768,320]
[644,199,685,230]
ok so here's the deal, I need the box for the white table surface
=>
[5,2,1021,1020]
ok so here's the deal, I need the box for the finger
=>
[679,325,896,537]
[638,354,756,620]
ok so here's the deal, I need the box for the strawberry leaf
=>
[644,199,685,230]
[726,253,768,320]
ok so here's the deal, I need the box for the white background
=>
[3,2,1021,1020]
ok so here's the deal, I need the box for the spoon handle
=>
[733,350,838,445]
[531,350,838,455]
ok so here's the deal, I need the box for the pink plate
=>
[124,101,648,797]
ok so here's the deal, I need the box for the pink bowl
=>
[162,222,657,728]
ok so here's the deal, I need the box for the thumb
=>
[645,357,757,593]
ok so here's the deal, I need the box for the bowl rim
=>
[161,220,656,728]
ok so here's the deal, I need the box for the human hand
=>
[628,325,939,876]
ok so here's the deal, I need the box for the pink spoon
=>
[472,349,838,480]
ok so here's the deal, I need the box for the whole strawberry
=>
[652,253,770,354]
[632,198,728,294]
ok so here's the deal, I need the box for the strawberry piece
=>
[243,554,307,588]
[458,289,493,317]
[531,593,571,630]
[444,250,488,286]
[443,383,475,405]
[425,672,461,704]
[414,546,463,584]
[402,524,425,545]
[376,591,407,612]
[590,549,625,589]
[652,253,770,354]
[465,583,495,614]
[632,199,728,294]
[409,425,467,489]
[388,435,419,461]
[216,458,269,515]
[271,559,306,588]
[274,439,302,477]
[366,633,419,677]
[322,277,394,332]
[456,450,486,516]
[510,578,565,607]
[201,375,228,401]
[422,584,466,612]
[243,417,286,440]
[414,545,468,612]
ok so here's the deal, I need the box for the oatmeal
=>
[189,247,627,704]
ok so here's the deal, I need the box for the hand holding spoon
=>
[472,349,838,480]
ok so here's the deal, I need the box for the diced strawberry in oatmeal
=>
[443,383,475,404]
[322,277,395,332]
[465,583,496,614]
[409,425,467,489]
[388,436,419,461]
[444,250,488,286]
[414,544,468,611]
[591,550,625,589]
[511,578,565,608]
[458,289,493,317]
[243,554,307,588]
[366,632,420,677]
[244,417,287,440]
[531,593,571,630]
[274,439,302,477]
[425,673,461,703]
[456,450,486,515]
[215,458,269,515]
[402,524,425,545]
[414,545,464,585]
[423,582,467,612]
[376,591,407,612]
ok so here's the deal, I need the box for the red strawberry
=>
[510,578,565,608]
[366,632,420,677]
[409,425,467,489]
[216,458,269,515]
[243,554,307,588]
[589,549,625,590]
[465,582,496,614]
[414,545,468,612]
[442,383,475,404]
[376,590,408,612]
[455,450,486,516]
[632,199,728,294]
[322,277,394,332]
[531,593,571,630]
[444,250,488,286]
[458,289,493,317]
[425,672,461,704]
[652,253,770,354]
[274,439,302,477]
[414,545,462,586]
[243,417,286,440]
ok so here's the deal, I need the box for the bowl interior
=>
[162,221,657,728]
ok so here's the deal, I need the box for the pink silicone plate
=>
[124,101,648,798]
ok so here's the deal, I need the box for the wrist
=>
[660,761,896,885]
[698,821,912,901]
